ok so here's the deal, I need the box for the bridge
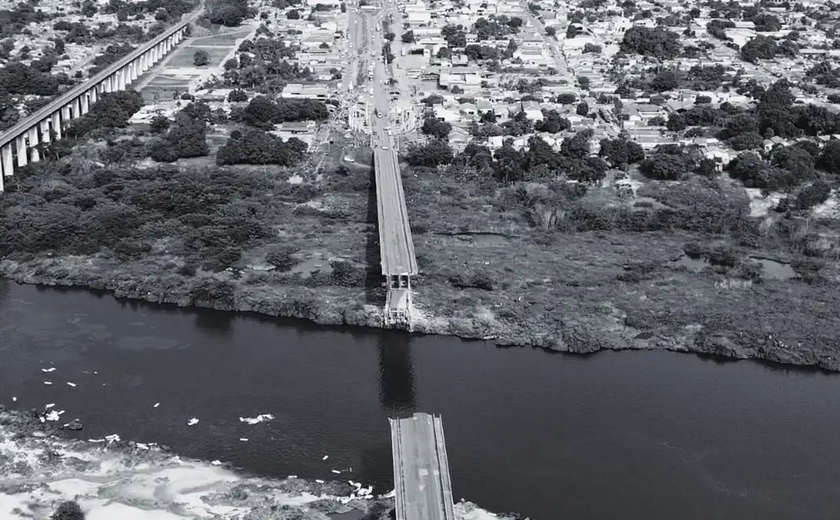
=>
[0,14,197,191]
[362,5,418,327]
[389,413,456,520]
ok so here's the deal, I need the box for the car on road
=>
[381,145,389,150]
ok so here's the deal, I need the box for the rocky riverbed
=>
[0,408,511,520]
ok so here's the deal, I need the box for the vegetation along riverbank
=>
[1,131,838,371]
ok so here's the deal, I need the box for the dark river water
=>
[1,280,839,520]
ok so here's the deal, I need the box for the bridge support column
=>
[61,105,71,122]
[116,69,126,91]
[28,128,40,163]
[15,136,27,167]
[89,87,98,105]
[128,61,138,82]
[51,112,62,140]
[80,93,89,115]
[1,144,13,178]
[40,120,51,144]
[72,98,81,118]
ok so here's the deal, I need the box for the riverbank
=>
[2,238,839,372]
[1,159,838,372]
[0,408,510,520]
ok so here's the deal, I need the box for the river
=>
[1,280,839,520]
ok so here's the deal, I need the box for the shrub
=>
[266,245,299,271]
[791,257,825,283]
[330,260,365,286]
[228,89,248,102]
[52,501,84,520]
[150,114,170,134]
[193,50,210,66]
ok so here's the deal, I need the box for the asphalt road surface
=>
[366,8,417,277]
[391,414,455,520]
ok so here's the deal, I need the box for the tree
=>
[751,13,781,32]
[583,43,602,54]
[545,26,556,37]
[599,137,645,166]
[576,101,589,116]
[741,35,776,63]
[150,114,170,134]
[401,30,415,43]
[53,38,65,55]
[287,8,300,18]
[421,117,452,140]
[493,139,527,183]
[666,113,686,132]
[228,89,248,102]
[217,128,307,165]
[405,139,454,167]
[639,153,687,180]
[207,0,249,26]
[421,94,444,106]
[695,158,718,178]
[651,70,679,92]
[621,26,682,59]
[193,50,210,66]
[384,31,395,42]
[556,93,576,105]
[535,109,570,133]
[561,129,594,158]
[727,132,764,151]
[818,140,840,175]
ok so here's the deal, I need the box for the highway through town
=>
[370,14,417,277]
[347,0,417,277]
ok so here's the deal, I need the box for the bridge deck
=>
[389,413,455,520]
[374,146,417,276]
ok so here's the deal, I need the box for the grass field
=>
[138,28,252,102]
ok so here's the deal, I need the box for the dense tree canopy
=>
[620,26,682,59]
[216,128,307,165]
[64,90,144,139]
[405,139,454,167]
[239,96,329,128]
[207,0,250,26]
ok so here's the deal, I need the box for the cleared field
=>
[137,28,252,102]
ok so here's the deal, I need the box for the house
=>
[460,103,478,116]
[433,106,461,122]
[279,121,317,133]
[475,99,495,115]
[521,100,543,121]
[281,83,330,99]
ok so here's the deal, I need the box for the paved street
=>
[390,414,456,520]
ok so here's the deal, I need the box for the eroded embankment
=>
[0,409,511,520]
[2,256,839,373]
